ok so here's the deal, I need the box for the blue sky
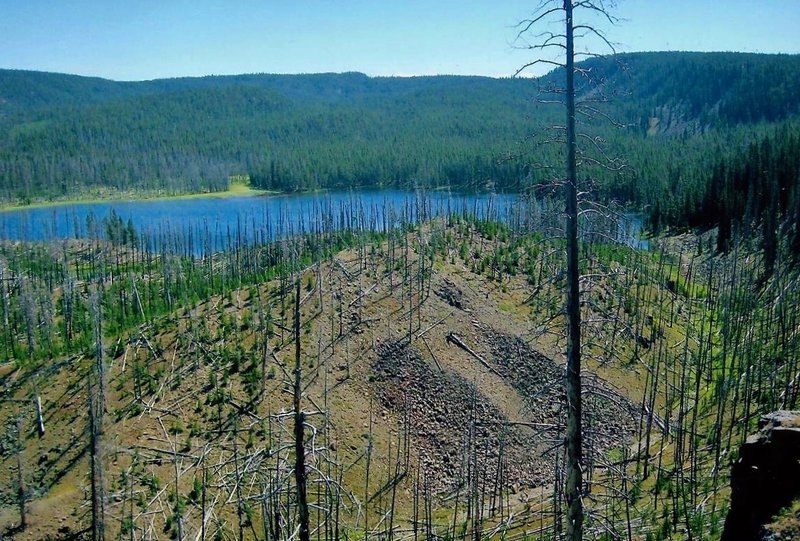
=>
[1,0,798,80]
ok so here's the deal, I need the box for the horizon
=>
[4,49,799,83]
[1,1,799,81]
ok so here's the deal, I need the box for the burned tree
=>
[293,277,310,541]
[89,285,106,541]
[515,2,621,539]
[14,417,27,531]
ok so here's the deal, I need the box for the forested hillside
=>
[1,51,799,209]
[4,45,800,541]
[568,52,800,128]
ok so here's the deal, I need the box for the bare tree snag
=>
[89,286,106,541]
[515,2,621,539]
[15,417,27,531]
[293,277,310,541]
[563,2,584,538]
[34,394,44,437]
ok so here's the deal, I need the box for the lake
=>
[0,190,647,254]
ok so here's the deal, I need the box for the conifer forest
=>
[1,2,800,540]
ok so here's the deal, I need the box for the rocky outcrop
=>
[371,340,545,492]
[723,411,800,541]
[370,331,643,494]
[434,279,466,310]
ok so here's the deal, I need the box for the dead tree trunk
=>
[516,3,621,536]
[15,417,26,531]
[89,287,106,541]
[293,278,310,541]
[35,395,44,437]
[563,2,583,539]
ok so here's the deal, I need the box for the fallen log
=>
[445,332,502,378]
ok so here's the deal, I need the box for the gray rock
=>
[722,411,800,541]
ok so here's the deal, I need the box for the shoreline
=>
[0,184,496,213]
[0,183,276,212]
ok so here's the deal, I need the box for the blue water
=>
[618,212,650,251]
[0,190,647,254]
[0,190,516,255]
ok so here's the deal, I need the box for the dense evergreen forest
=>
[5,46,800,541]
[2,52,800,227]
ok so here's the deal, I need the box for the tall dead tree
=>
[15,417,27,531]
[89,286,106,541]
[293,277,310,541]
[515,2,620,539]
[563,3,583,538]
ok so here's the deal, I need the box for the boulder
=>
[722,411,800,540]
